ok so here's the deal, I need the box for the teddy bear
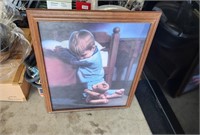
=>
[84,81,125,104]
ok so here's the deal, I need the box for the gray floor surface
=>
[0,87,151,135]
[164,89,199,134]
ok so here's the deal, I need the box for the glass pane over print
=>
[38,22,150,110]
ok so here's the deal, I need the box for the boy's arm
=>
[54,46,91,66]
[71,59,91,66]
[54,46,78,64]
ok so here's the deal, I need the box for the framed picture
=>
[27,9,161,112]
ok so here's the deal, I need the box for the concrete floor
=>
[0,88,151,135]
[164,89,199,134]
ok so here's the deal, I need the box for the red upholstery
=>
[44,57,77,87]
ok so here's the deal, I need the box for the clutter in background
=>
[10,0,47,27]
[10,0,145,28]
[75,0,144,11]
[47,0,72,9]
[76,0,91,10]
[0,0,31,80]
[23,51,43,97]
[98,0,144,11]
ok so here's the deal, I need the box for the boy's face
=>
[79,35,95,59]
[80,48,95,59]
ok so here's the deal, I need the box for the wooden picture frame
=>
[27,9,161,112]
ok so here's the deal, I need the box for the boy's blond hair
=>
[69,30,95,57]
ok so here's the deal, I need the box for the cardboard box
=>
[22,28,32,43]
[0,64,30,101]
